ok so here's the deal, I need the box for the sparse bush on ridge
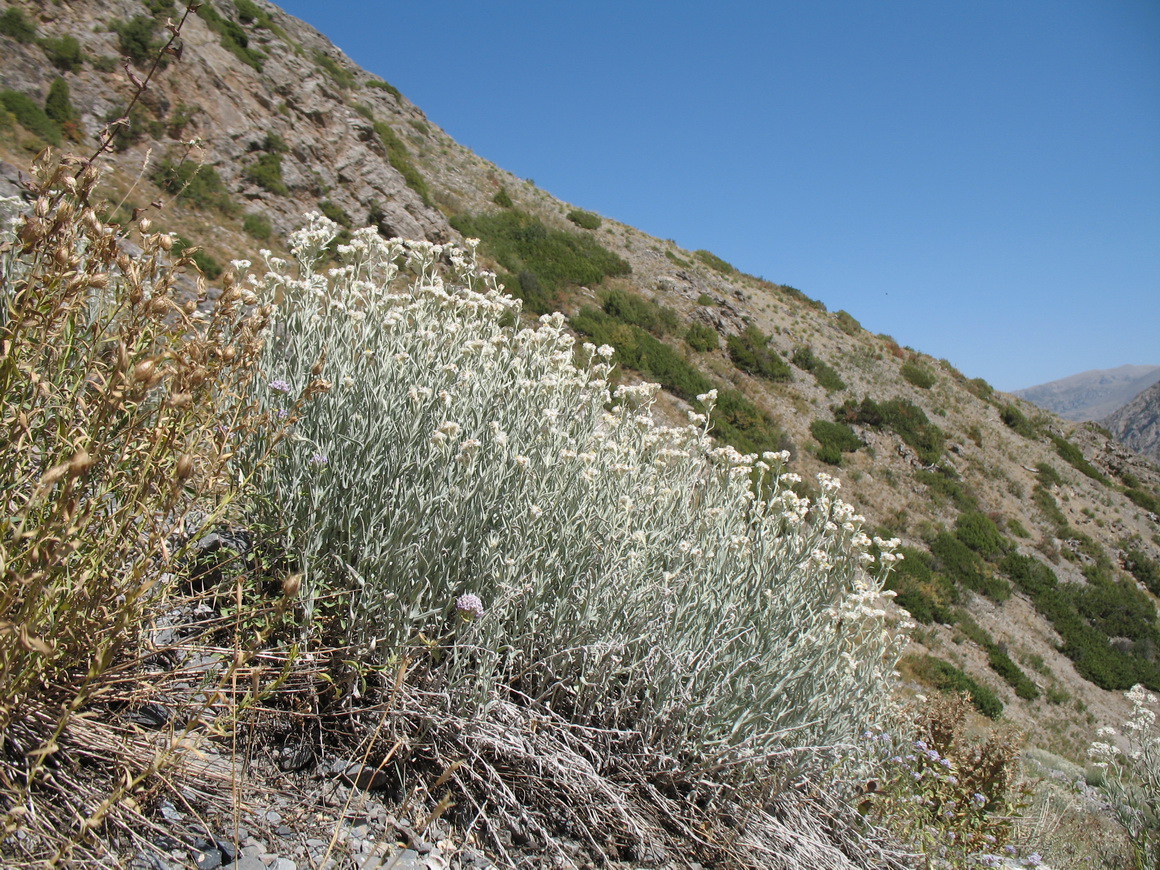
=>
[245,215,910,769]
[792,345,846,392]
[566,208,601,229]
[727,323,792,382]
[685,321,718,352]
[900,360,936,390]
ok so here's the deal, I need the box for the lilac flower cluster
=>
[455,593,485,621]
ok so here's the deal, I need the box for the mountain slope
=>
[2,0,1160,766]
[1103,380,1160,465]
[1014,364,1160,421]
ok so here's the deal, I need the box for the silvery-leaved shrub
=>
[245,214,910,772]
[1089,684,1160,868]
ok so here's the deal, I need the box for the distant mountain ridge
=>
[1103,380,1160,465]
[1013,364,1160,421]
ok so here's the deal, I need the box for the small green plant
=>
[566,208,601,230]
[317,199,352,228]
[0,6,37,42]
[492,186,513,208]
[152,156,236,212]
[373,120,431,205]
[836,396,945,465]
[196,1,264,69]
[39,34,85,71]
[245,152,287,195]
[792,346,846,392]
[727,324,792,382]
[600,287,679,336]
[367,78,403,99]
[907,655,1003,718]
[1000,403,1038,439]
[235,0,273,27]
[685,321,719,352]
[0,89,61,145]
[696,292,715,306]
[666,250,692,269]
[693,248,734,274]
[243,212,272,240]
[1051,434,1110,485]
[313,48,355,89]
[835,309,861,335]
[810,419,862,465]
[900,360,936,389]
[43,78,79,139]
[111,15,163,66]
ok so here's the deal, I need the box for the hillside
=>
[2,1,1160,866]
[1103,380,1160,465]
[1013,364,1160,422]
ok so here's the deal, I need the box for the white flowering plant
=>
[1089,684,1160,869]
[243,214,910,774]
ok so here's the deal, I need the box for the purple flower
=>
[1024,854,1044,868]
[310,453,328,466]
[977,856,1002,869]
[913,740,928,751]
[939,756,952,768]
[456,593,485,621]
[973,793,988,805]
[269,378,292,393]
[276,408,290,420]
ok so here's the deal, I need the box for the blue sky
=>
[275,0,1159,392]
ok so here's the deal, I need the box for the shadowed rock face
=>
[1013,364,1160,422]
[1103,379,1160,464]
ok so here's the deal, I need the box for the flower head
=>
[269,378,292,393]
[456,593,485,621]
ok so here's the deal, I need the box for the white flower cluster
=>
[246,217,910,767]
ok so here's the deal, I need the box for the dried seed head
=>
[132,360,156,382]
[68,448,93,478]
[54,247,71,266]
[281,573,302,599]
[175,454,195,481]
[183,299,198,314]
[35,197,50,218]
[138,217,152,233]
[158,234,174,251]
[221,346,237,362]
[168,392,193,408]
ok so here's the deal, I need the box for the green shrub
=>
[171,235,223,279]
[1036,462,1063,488]
[886,546,956,624]
[367,79,403,99]
[245,152,287,195]
[492,186,513,208]
[242,212,272,241]
[838,396,944,465]
[0,89,60,145]
[810,419,862,465]
[900,361,935,390]
[566,209,601,230]
[318,199,352,228]
[1000,553,1058,597]
[373,121,431,205]
[1126,488,1160,514]
[43,78,76,126]
[450,209,630,297]
[727,325,792,382]
[601,288,679,336]
[250,222,908,768]
[954,612,1039,700]
[693,249,734,274]
[0,6,36,42]
[39,34,85,71]
[966,377,993,400]
[313,48,354,89]
[908,655,1003,718]
[111,15,162,66]
[791,346,846,392]
[235,0,273,27]
[152,157,235,212]
[709,389,790,457]
[696,292,715,306]
[665,250,692,269]
[777,284,826,311]
[930,532,1010,602]
[1124,548,1160,595]
[953,511,1009,562]
[915,469,978,512]
[685,322,718,352]
[835,310,861,335]
[1051,434,1110,485]
[195,2,263,69]
[999,404,1037,439]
